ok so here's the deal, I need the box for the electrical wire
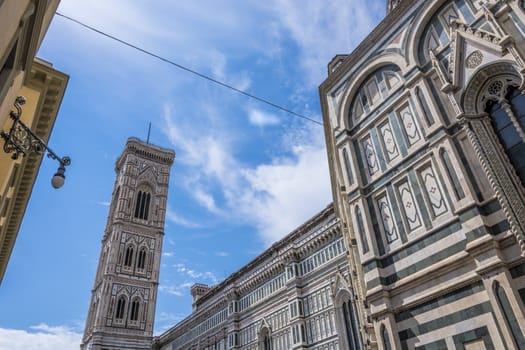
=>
[55,12,323,126]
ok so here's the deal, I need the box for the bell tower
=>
[81,137,175,350]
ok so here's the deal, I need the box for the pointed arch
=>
[124,244,135,268]
[136,246,147,271]
[381,324,393,350]
[258,320,272,350]
[134,183,153,220]
[333,277,362,350]
[462,61,522,115]
[129,296,142,322]
[115,295,127,320]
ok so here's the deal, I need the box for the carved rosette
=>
[465,50,484,69]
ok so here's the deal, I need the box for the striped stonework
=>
[153,206,360,350]
[320,0,525,348]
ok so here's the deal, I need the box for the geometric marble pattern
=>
[397,180,422,231]
[420,165,447,218]
[362,135,380,176]
[380,121,400,162]
[399,106,421,146]
[377,194,399,243]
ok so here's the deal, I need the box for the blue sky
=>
[0,1,385,348]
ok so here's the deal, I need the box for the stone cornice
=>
[0,59,68,282]
[116,138,175,170]
[193,204,337,307]
[155,204,340,345]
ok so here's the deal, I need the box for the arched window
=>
[136,247,147,270]
[341,299,361,350]
[115,296,126,320]
[124,246,134,267]
[355,206,369,254]
[260,327,271,350]
[349,65,402,123]
[494,282,525,348]
[381,325,392,350]
[134,190,151,220]
[129,299,140,322]
[486,86,525,187]
[264,335,271,350]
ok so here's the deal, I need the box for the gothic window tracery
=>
[349,66,402,123]
[129,298,141,322]
[136,246,147,271]
[115,296,126,320]
[124,245,135,268]
[259,327,272,350]
[485,85,525,187]
[134,186,152,220]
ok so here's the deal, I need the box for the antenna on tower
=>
[146,122,151,144]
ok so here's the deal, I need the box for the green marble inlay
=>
[398,302,492,341]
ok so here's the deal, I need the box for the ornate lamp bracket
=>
[1,96,71,188]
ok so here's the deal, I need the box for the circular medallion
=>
[466,50,484,69]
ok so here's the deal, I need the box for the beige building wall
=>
[0,0,67,284]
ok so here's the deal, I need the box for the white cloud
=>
[158,282,194,297]
[155,312,187,334]
[247,108,280,127]
[0,324,82,350]
[162,252,174,258]
[173,263,219,284]
[267,0,383,86]
[166,209,202,228]
[215,251,230,257]
[163,106,331,246]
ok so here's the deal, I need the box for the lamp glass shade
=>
[51,173,65,189]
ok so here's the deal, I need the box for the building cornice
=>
[0,59,68,282]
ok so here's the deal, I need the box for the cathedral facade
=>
[153,205,357,350]
[82,1,525,349]
[320,0,525,348]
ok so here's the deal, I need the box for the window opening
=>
[382,325,392,350]
[137,248,147,270]
[124,246,134,267]
[115,296,126,319]
[486,87,525,187]
[134,190,151,220]
[129,299,140,321]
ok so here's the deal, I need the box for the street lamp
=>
[1,96,71,189]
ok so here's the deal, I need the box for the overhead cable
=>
[55,12,323,126]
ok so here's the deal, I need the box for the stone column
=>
[462,114,525,255]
